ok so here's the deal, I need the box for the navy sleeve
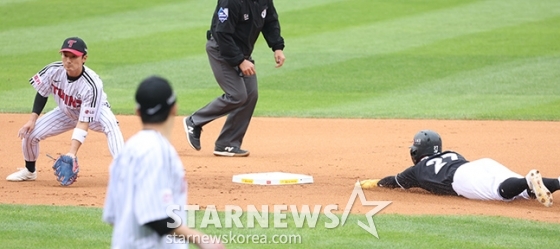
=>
[32,92,48,115]
[261,0,284,51]
[377,176,399,188]
[394,166,420,189]
[145,217,176,236]
[214,0,245,66]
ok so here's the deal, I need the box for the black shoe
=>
[183,116,201,150]
[213,146,250,157]
[526,189,536,199]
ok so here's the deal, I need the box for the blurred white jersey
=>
[103,130,187,249]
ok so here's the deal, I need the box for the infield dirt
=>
[1,114,559,223]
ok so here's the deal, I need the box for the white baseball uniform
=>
[103,130,187,249]
[24,62,124,160]
[452,158,531,201]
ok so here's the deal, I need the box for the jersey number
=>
[426,153,458,174]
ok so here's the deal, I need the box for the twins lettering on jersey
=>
[51,83,82,108]
[33,75,42,85]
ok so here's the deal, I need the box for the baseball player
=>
[358,130,560,207]
[183,0,286,157]
[6,37,124,183]
[103,76,224,249]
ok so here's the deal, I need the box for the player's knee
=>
[226,92,248,106]
[498,177,528,200]
[23,134,41,144]
[247,89,258,103]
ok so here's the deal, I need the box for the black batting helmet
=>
[409,130,442,164]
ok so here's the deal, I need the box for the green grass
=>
[1,0,560,248]
[0,205,110,248]
[1,204,559,249]
[1,0,559,119]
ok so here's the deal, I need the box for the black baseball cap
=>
[60,37,88,56]
[135,76,177,119]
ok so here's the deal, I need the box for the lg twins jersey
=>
[103,130,187,249]
[30,62,108,122]
[395,151,469,195]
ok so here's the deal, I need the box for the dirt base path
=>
[1,114,559,223]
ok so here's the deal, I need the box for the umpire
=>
[183,0,286,157]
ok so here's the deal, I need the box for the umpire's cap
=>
[60,37,88,56]
[135,75,177,123]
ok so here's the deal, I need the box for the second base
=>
[232,172,313,185]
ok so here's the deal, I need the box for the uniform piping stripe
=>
[395,174,405,189]
[38,62,63,76]
[82,71,98,108]
[31,62,63,85]
[81,70,99,123]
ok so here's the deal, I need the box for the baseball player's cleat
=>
[183,116,201,151]
[526,169,553,207]
[6,168,37,181]
[213,146,250,157]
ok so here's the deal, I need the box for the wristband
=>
[71,128,88,144]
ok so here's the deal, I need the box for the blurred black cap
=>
[135,76,176,118]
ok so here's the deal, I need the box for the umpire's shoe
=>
[214,146,250,157]
[6,168,37,181]
[183,116,202,151]
[526,169,553,207]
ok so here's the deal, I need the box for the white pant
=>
[22,106,124,161]
[452,158,530,201]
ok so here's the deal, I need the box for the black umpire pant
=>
[190,37,258,149]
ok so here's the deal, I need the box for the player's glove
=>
[356,179,380,189]
[52,155,80,186]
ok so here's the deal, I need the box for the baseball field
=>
[1,0,560,248]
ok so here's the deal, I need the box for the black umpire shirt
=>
[209,0,285,67]
[378,151,470,195]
